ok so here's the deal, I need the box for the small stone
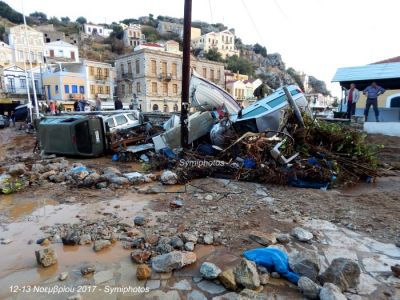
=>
[170,236,184,249]
[152,251,197,272]
[193,276,203,283]
[172,279,192,290]
[205,195,213,201]
[182,232,198,243]
[160,170,178,185]
[188,290,207,300]
[291,227,313,242]
[96,182,108,189]
[319,283,347,300]
[271,272,280,279]
[156,243,174,254]
[318,258,360,292]
[79,234,91,245]
[1,239,13,245]
[35,247,57,267]
[81,264,96,275]
[276,233,290,244]
[58,272,69,281]
[136,264,152,280]
[185,242,195,251]
[249,231,277,246]
[259,273,270,285]
[131,237,146,249]
[93,239,111,252]
[391,264,400,277]
[298,276,321,300]
[218,268,237,290]
[289,250,320,282]
[200,262,222,279]
[146,279,161,290]
[67,294,82,300]
[240,288,264,298]
[134,216,146,226]
[203,233,214,245]
[8,163,27,176]
[131,249,151,264]
[233,259,260,290]
[62,231,80,245]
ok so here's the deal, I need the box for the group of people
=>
[344,82,385,122]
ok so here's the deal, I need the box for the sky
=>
[6,0,400,97]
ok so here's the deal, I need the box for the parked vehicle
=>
[105,111,141,132]
[0,115,10,128]
[14,104,28,122]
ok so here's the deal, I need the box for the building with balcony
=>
[44,41,79,63]
[123,24,145,48]
[115,47,224,112]
[42,60,114,107]
[7,24,45,66]
[3,65,43,100]
[225,79,257,107]
[192,30,239,59]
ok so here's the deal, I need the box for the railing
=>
[121,73,133,80]
[95,75,109,81]
[159,73,172,81]
[5,85,26,94]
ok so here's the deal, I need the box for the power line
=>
[272,0,289,20]
[240,0,265,45]
[208,0,214,24]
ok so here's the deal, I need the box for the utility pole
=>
[180,0,192,149]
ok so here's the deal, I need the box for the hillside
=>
[0,1,330,95]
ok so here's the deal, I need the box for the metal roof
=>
[332,62,400,82]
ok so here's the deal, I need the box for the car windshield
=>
[115,115,128,126]
[126,113,137,121]
[106,118,116,128]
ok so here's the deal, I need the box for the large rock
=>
[318,258,360,292]
[35,247,57,267]
[83,172,100,186]
[289,250,320,282]
[200,262,222,279]
[182,232,198,243]
[319,283,347,300]
[291,227,313,242]
[152,251,197,272]
[93,239,111,252]
[170,236,184,249]
[62,231,80,246]
[137,264,152,280]
[218,268,237,290]
[298,276,321,300]
[160,170,178,185]
[233,259,260,290]
[108,176,129,186]
[249,231,277,246]
[131,249,152,264]
[8,163,27,176]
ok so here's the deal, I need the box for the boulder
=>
[276,233,290,244]
[108,176,129,186]
[291,227,313,242]
[152,251,197,272]
[218,268,237,290]
[203,233,214,245]
[319,283,347,300]
[249,231,277,246]
[31,163,46,173]
[102,167,122,177]
[160,170,178,185]
[8,163,27,176]
[79,234,92,245]
[298,276,321,300]
[182,232,198,243]
[134,216,146,226]
[124,172,145,184]
[200,262,222,279]
[58,272,69,281]
[62,231,80,246]
[170,236,184,249]
[289,250,320,282]
[83,172,100,186]
[184,242,195,251]
[93,239,111,252]
[131,249,151,264]
[318,258,360,292]
[35,247,57,267]
[137,264,152,280]
[233,259,260,290]
[156,243,175,254]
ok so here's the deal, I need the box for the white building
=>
[192,30,239,59]
[123,24,145,48]
[44,41,79,63]
[82,24,112,37]
[0,42,13,67]
[3,65,43,98]
[7,24,45,65]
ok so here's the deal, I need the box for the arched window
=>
[173,103,178,112]
[163,104,169,112]
[152,104,159,111]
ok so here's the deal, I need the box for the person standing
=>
[49,101,56,115]
[10,111,16,127]
[363,82,385,122]
[345,83,360,118]
[95,97,102,111]
[114,99,123,110]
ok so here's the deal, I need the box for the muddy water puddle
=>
[0,191,162,297]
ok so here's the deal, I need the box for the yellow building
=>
[42,60,115,110]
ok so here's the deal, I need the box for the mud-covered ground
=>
[0,127,399,299]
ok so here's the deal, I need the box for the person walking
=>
[345,83,360,118]
[363,82,385,122]
[10,111,16,127]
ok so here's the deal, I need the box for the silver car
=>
[105,111,141,132]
